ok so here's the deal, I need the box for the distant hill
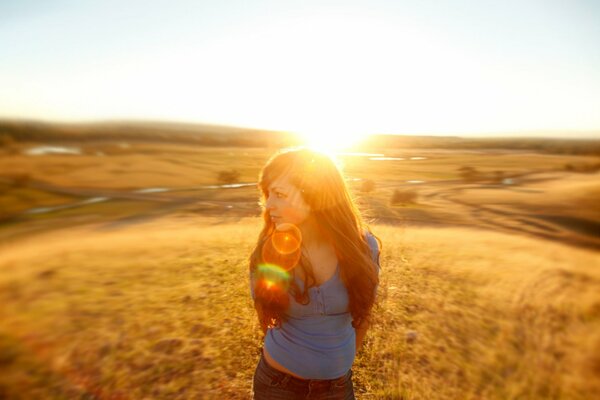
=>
[1,119,599,155]
[0,119,300,148]
[364,134,600,156]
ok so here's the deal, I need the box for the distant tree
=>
[360,179,376,193]
[217,169,241,185]
[390,189,418,205]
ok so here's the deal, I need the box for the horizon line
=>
[1,116,599,140]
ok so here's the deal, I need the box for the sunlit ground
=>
[0,132,599,399]
[1,216,599,399]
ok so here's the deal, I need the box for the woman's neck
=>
[298,216,327,249]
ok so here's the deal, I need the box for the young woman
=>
[249,147,381,399]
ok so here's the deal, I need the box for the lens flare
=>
[261,224,303,271]
[272,223,302,255]
[257,263,291,289]
[255,224,303,313]
[254,263,291,311]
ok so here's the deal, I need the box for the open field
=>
[1,137,599,398]
[1,141,599,248]
[0,216,599,399]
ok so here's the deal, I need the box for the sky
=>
[1,0,599,138]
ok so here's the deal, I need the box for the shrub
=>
[10,173,31,188]
[390,189,418,205]
[492,170,505,184]
[563,162,600,173]
[360,179,376,193]
[457,166,480,182]
[217,169,241,185]
[0,134,15,147]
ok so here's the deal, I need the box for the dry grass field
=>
[0,216,599,399]
[1,140,599,399]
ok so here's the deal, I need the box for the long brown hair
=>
[249,147,381,330]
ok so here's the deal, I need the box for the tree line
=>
[1,120,599,156]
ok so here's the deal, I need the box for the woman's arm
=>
[354,318,370,352]
[249,270,267,334]
[254,302,268,335]
[356,231,380,351]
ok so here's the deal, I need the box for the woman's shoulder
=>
[363,230,379,250]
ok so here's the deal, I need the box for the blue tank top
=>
[250,232,380,379]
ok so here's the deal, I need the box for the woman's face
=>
[264,173,311,227]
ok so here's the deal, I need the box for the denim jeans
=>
[252,351,356,399]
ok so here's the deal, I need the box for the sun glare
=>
[296,127,370,154]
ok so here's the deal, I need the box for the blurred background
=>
[1,1,599,399]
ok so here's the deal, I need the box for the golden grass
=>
[3,144,598,193]
[365,225,600,399]
[0,185,76,216]
[2,144,599,250]
[1,216,599,399]
[451,172,600,221]
[0,144,269,190]
[340,151,600,182]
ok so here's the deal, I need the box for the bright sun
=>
[295,126,370,154]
